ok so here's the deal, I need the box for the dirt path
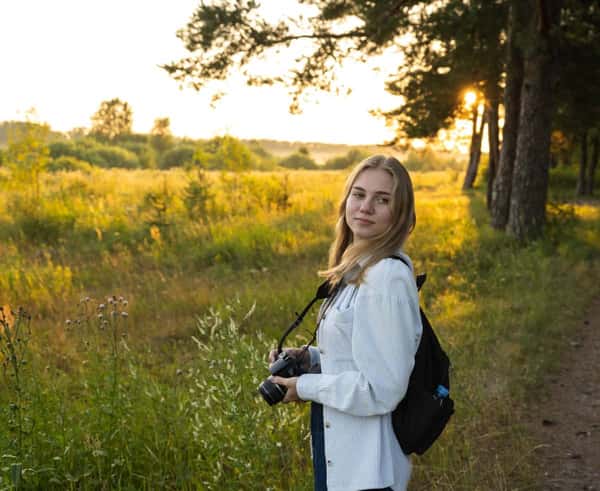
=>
[528,296,600,490]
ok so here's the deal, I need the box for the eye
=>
[376,196,390,205]
[351,191,365,199]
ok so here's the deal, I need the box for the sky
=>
[0,0,404,144]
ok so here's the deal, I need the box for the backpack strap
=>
[389,255,427,291]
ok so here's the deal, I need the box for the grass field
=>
[0,164,599,489]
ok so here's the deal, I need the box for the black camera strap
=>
[276,279,339,354]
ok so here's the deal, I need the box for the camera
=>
[258,351,306,406]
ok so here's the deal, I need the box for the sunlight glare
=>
[464,90,477,107]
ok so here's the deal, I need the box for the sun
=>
[464,90,477,107]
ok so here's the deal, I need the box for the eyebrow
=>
[351,186,391,196]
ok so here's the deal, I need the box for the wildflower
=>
[121,312,128,318]
[97,313,103,319]
[98,304,106,310]
[65,319,72,325]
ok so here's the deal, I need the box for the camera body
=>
[258,351,305,406]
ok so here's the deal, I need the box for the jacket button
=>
[325,421,331,428]
[327,460,332,466]
[319,348,325,354]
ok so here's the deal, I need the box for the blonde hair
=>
[319,155,416,286]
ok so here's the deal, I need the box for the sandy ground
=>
[528,296,600,490]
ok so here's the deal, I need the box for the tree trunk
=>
[506,0,562,241]
[463,106,487,190]
[576,130,588,195]
[588,134,599,195]
[486,95,500,209]
[490,1,525,229]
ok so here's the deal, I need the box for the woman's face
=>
[345,167,394,244]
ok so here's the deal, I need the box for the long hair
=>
[319,155,416,286]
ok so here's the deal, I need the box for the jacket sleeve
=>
[297,271,422,416]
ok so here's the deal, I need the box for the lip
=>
[354,217,375,225]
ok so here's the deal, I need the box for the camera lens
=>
[258,379,286,406]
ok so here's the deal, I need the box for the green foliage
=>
[402,148,464,172]
[150,117,174,156]
[47,156,94,173]
[197,135,257,171]
[120,140,157,169]
[384,0,506,138]
[163,1,422,110]
[0,306,33,471]
[278,151,318,169]
[183,169,213,224]
[6,121,51,203]
[323,148,368,169]
[159,144,196,169]
[49,138,140,169]
[141,178,174,229]
[9,196,77,244]
[245,140,278,170]
[90,98,133,141]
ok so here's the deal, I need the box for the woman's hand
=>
[268,347,311,372]
[269,376,302,403]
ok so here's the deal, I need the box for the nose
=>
[359,197,374,214]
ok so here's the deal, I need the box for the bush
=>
[159,144,196,169]
[94,146,140,169]
[11,199,77,244]
[403,149,464,172]
[196,136,258,171]
[323,149,369,169]
[278,152,318,170]
[47,156,94,173]
[49,139,141,169]
[120,141,157,169]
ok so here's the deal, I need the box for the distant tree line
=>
[0,99,372,174]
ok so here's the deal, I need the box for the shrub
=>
[159,144,196,169]
[94,146,140,169]
[120,141,157,169]
[12,203,76,244]
[47,156,94,173]
[323,148,369,169]
[278,152,318,170]
[195,136,258,171]
[49,139,140,169]
[403,148,464,172]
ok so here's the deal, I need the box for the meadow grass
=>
[0,165,598,489]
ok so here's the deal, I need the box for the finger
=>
[270,376,289,387]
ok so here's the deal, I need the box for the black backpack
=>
[278,257,454,455]
[389,255,454,455]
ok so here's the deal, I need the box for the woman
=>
[269,155,423,491]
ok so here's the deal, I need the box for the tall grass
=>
[0,164,598,489]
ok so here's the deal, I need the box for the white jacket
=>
[296,253,423,491]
